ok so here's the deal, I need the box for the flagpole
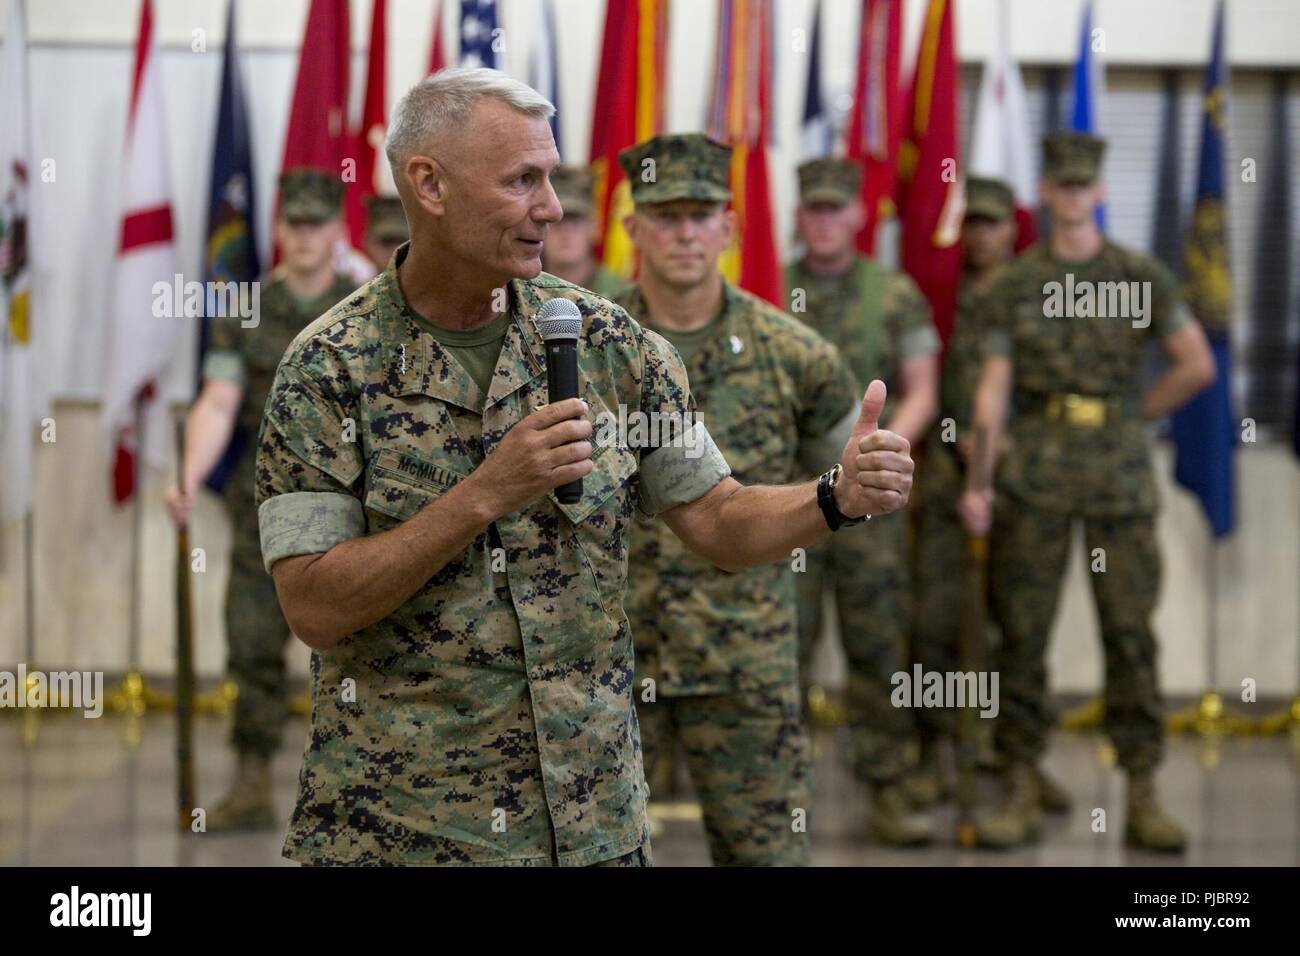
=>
[106,395,174,715]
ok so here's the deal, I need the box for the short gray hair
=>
[385,67,555,174]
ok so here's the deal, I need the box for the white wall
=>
[1,0,1298,697]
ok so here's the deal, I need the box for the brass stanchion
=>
[1168,536,1250,735]
[1061,696,1105,730]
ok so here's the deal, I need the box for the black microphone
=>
[537,298,584,504]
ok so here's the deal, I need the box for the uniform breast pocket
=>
[715,408,791,485]
[555,442,638,618]
[363,448,463,531]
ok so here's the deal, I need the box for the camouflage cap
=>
[1042,131,1106,184]
[618,133,732,205]
[797,157,862,206]
[964,176,1015,221]
[364,195,408,242]
[551,165,596,217]
[279,167,344,224]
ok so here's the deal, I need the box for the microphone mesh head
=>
[537,298,583,341]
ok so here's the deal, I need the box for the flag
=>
[279,0,353,261]
[897,0,962,346]
[1247,73,1294,445]
[103,0,179,504]
[354,0,390,246]
[428,0,448,74]
[530,0,562,155]
[1149,71,1184,274]
[590,0,668,278]
[800,0,829,160]
[1171,0,1235,537]
[199,0,260,494]
[1070,0,1107,229]
[969,0,1037,251]
[845,0,902,255]
[708,0,782,307]
[460,0,499,70]
[0,0,37,524]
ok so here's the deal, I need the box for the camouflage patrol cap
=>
[964,176,1015,221]
[364,195,408,242]
[279,167,344,224]
[1042,131,1107,184]
[551,165,596,217]
[797,157,862,206]
[618,133,733,205]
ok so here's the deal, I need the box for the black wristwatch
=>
[817,464,869,531]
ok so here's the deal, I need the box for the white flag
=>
[969,0,1035,210]
[0,0,36,524]
[102,0,180,503]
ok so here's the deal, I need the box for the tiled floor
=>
[2,713,1297,866]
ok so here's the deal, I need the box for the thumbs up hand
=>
[835,380,914,520]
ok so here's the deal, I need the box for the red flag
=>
[708,0,782,307]
[104,0,178,503]
[898,0,963,346]
[355,0,388,245]
[590,0,667,277]
[428,0,447,74]
[278,0,353,260]
[846,0,903,255]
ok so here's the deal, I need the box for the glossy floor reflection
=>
[2,713,1297,866]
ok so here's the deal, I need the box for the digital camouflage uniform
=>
[203,169,358,760]
[976,139,1191,778]
[254,242,733,866]
[978,239,1189,773]
[785,158,940,788]
[615,135,859,866]
[549,164,627,300]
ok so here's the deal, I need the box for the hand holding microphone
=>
[468,299,592,519]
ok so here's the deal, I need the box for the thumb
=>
[854,379,887,435]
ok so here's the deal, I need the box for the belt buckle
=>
[1063,394,1106,428]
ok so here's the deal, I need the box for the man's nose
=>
[536,179,564,223]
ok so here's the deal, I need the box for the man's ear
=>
[622,211,640,247]
[848,199,867,233]
[721,207,738,246]
[1037,178,1052,207]
[406,155,446,217]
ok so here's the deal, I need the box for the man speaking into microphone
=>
[253,68,913,867]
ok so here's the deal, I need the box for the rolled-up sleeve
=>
[255,359,365,572]
[634,329,731,516]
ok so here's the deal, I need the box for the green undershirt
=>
[414,311,515,398]
[655,314,722,366]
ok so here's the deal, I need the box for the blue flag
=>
[800,0,829,159]
[1171,0,1235,537]
[200,0,260,493]
[460,0,499,70]
[1070,1,1106,229]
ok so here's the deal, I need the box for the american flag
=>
[459,0,499,70]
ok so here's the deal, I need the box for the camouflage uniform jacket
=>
[977,240,1191,516]
[785,256,937,434]
[254,245,729,865]
[615,281,859,695]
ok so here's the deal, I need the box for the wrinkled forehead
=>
[455,99,559,168]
